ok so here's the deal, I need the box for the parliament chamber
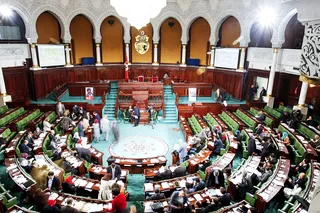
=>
[0,0,320,213]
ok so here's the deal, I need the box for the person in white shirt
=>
[100,115,111,142]
[176,139,188,163]
[43,118,52,132]
[56,102,65,117]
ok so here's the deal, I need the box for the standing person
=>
[43,199,61,213]
[112,120,120,143]
[61,114,74,135]
[107,162,122,181]
[93,112,101,125]
[259,87,266,102]
[82,116,89,132]
[46,171,60,191]
[148,105,155,129]
[249,85,255,103]
[56,102,65,117]
[93,119,100,143]
[176,139,187,163]
[78,121,85,137]
[133,105,140,127]
[101,115,111,142]
[169,188,189,213]
[110,183,128,213]
[43,118,52,132]
[98,173,115,200]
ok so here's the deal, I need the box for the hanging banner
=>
[188,88,197,102]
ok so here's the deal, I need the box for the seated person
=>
[62,176,76,194]
[213,137,224,155]
[290,158,310,176]
[198,159,211,172]
[52,147,62,161]
[217,187,231,207]
[158,166,172,180]
[204,197,222,212]
[282,132,291,146]
[284,173,307,198]
[235,130,242,142]
[0,134,6,147]
[149,188,165,200]
[48,130,56,142]
[258,167,272,184]
[172,163,187,178]
[61,156,76,174]
[25,131,35,148]
[206,169,224,188]
[310,135,320,149]
[255,124,265,136]
[237,171,254,200]
[33,127,42,139]
[272,129,282,140]
[19,153,33,173]
[43,199,61,213]
[193,177,206,191]
[73,147,91,163]
[19,140,32,156]
[43,118,52,132]
[264,153,277,165]
[186,182,195,194]
[247,135,257,156]
[256,111,266,122]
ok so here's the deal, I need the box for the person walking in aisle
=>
[101,115,111,142]
[93,119,100,143]
[112,120,120,143]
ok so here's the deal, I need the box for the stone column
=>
[264,47,279,108]
[65,44,73,67]
[180,44,187,67]
[0,64,12,106]
[208,45,215,68]
[298,81,309,106]
[152,44,159,65]
[30,43,40,69]
[95,43,102,66]
[238,47,247,70]
[125,43,131,64]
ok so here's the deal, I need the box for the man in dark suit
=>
[133,105,140,127]
[149,188,165,200]
[158,167,172,180]
[19,140,31,155]
[213,137,224,155]
[25,132,34,148]
[172,164,187,178]
[259,87,266,102]
[218,187,231,207]
[207,169,225,188]
[247,135,257,156]
[107,163,121,180]
[194,178,206,191]
[61,198,79,213]
[74,147,91,163]
[256,111,266,122]
[93,112,101,124]
[47,171,60,191]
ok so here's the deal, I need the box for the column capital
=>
[273,47,280,53]
[125,43,130,47]
[95,43,101,47]
[182,44,187,48]
[240,47,247,52]
[30,43,37,48]
[154,44,158,48]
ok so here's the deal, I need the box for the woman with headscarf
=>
[282,132,290,146]
[42,199,61,213]
[112,120,120,143]
[235,130,242,142]
[93,119,100,143]
[20,153,33,173]
[78,121,85,137]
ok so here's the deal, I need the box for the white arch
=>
[66,9,100,41]
[151,11,185,43]
[276,8,298,45]
[184,12,213,44]
[4,3,32,42]
[32,5,67,42]
[97,11,130,43]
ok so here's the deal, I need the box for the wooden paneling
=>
[172,83,212,97]
[3,66,29,101]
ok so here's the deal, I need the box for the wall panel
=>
[36,12,60,44]
[220,16,240,48]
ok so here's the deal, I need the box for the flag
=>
[125,55,129,82]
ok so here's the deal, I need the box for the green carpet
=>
[127,174,145,201]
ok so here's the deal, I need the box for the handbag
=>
[151,202,164,212]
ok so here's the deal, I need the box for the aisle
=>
[126,174,146,212]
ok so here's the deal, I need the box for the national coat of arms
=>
[134,31,150,55]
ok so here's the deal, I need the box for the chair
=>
[138,76,144,82]
[152,76,158,83]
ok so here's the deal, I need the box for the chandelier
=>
[110,0,166,30]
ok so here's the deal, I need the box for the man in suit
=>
[93,112,101,124]
[107,162,121,180]
[61,198,79,213]
[47,171,60,191]
[74,147,91,163]
[133,105,140,127]
[194,177,206,191]
[149,188,165,200]
[19,140,31,155]
[259,87,266,102]
[25,131,34,148]
[56,102,66,117]
[172,164,187,178]
[207,169,225,188]
[176,139,187,163]
[256,111,266,122]
[247,135,257,156]
[218,187,231,207]
[213,137,224,155]
[258,167,272,183]
[158,167,172,180]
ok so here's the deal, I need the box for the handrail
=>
[115,93,119,118]
[55,82,69,102]
[162,91,166,118]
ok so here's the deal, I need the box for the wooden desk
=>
[5,157,36,191]
[256,158,290,213]
[144,173,200,195]
[61,150,86,176]
[172,82,212,97]
[88,164,128,183]
[8,205,34,213]
[108,156,167,174]
[188,149,212,174]
[71,175,100,198]
[143,165,178,180]
[280,123,318,159]
[179,119,192,141]
[5,130,27,158]
[68,81,110,96]
[118,82,164,94]
[89,147,104,165]
[205,152,235,179]
[228,156,261,199]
